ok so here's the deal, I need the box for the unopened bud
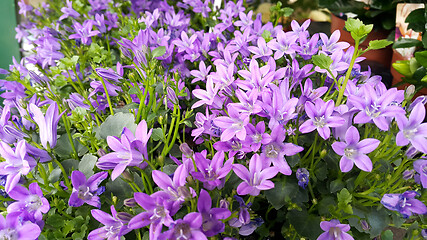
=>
[124,198,137,207]
[157,155,164,166]
[121,171,134,182]
[403,169,415,180]
[320,149,327,158]
[112,196,118,205]
[158,116,164,124]
[405,85,415,99]
[97,148,107,157]
[117,212,133,222]
[166,86,178,105]
[220,199,230,209]
[360,220,370,231]
[179,143,193,158]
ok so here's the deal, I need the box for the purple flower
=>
[192,78,223,109]
[214,106,250,142]
[413,160,427,188]
[234,11,254,31]
[18,0,33,17]
[296,168,309,189]
[68,170,108,208]
[59,0,80,21]
[242,121,271,152]
[128,192,176,239]
[191,151,233,190]
[261,126,303,175]
[173,31,197,53]
[29,102,63,149]
[348,83,405,131]
[295,33,319,60]
[152,164,195,203]
[299,99,345,140]
[0,212,41,240]
[317,219,354,240]
[0,140,36,193]
[97,120,152,180]
[395,102,427,153]
[314,51,349,79]
[332,126,380,172]
[88,205,132,240]
[248,37,273,61]
[7,183,50,224]
[190,61,211,83]
[381,191,427,218]
[319,30,350,54]
[198,189,231,236]
[161,212,207,240]
[267,29,298,59]
[69,20,100,45]
[233,154,278,196]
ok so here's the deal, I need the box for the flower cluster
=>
[0,0,426,239]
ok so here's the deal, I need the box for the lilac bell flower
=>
[332,126,380,172]
[29,102,63,149]
[88,205,132,240]
[317,219,354,240]
[161,212,207,240]
[248,37,273,61]
[191,151,233,190]
[59,0,80,21]
[69,20,100,45]
[7,183,50,224]
[261,125,304,175]
[395,102,427,153]
[68,170,108,208]
[299,99,345,140]
[198,189,231,236]
[152,164,195,203]
[381,191,427,218]
[190,61,211,83]
[242,121,271,152]
[319,30,350,54]
[0,140,36,193]
[214,106,250,142]
[413,160,427,188]
[296,168,309,189]
[0,212,41,240]
[128,191,176,239]
[97,120,152,180]
[192,78,223,109]
[233,154,279,196]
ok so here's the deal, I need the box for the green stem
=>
[54,159,71,190]
[336,38,360,106]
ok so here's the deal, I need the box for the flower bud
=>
[421,229,427,239]
[117,212,133,222]
[112,196,118,205]
[360,220,370,231]
[319,149,327,158]
[220,199,230,209]
[179,143,193,158]
[166,86,178,105]
[97,148,107,157]
[157,155,164,166]
[121,171,134,182]
[405,85,415,99]
[124,198,137,207]
[403,169,415,180]
[296,168,309,189]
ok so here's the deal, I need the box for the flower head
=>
[29,102,63,149]
[88,205,132,240]
[331,126,380,172]
[69,170,108,208]
[381,191,427,218]
[317,219,354,240]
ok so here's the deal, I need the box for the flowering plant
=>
[0,0,426,239]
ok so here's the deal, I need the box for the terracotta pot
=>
[331,14,393,69]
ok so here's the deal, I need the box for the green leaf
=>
[406,8,426,32]
[152,46,166,58]
[368,39,392,50]
[151,128,164,141]
[78,154,97,177]
[312,54,333,70]
[337,188,353,214]
[96,112,137,139]
[345,18,373,41]
[415,51,427,68]
[48,168,62,183]
[261,30,272,42]
[287,210,322,239]
[392,61,412,77]
[128,86,139,95]
[104,177,133,205]
[393,38,423,49]
[63,220,75,236]
[280,7,294,17]
[367,208,389,238]
[46,214,64,228]
[330,179,345,193]
[381,230,394,240]
[265,177,308,209]
[421,74,427,82]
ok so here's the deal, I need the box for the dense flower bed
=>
[0,0,426,239]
